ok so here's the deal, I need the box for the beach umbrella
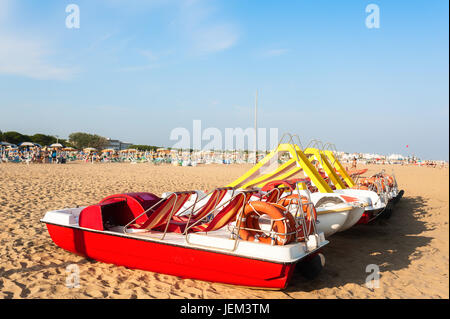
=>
[83,147,97,152]
[19,142,35,147]
[63,147,76,151]
[50,143,63,148]
[127,149,137,152]
[102,148,115,153]
[0,141,11,146]
[33,143,42,148]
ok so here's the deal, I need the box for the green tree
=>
[69,132,108,150]
[30,133,57,146]
[59,138,75,148]
[2,131,31,145]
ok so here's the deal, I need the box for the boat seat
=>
[79,192,162,231]
[79,200,130,230]
[99,192,162,225]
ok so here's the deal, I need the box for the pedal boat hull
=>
[43,221,319,289]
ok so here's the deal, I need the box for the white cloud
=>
[117,49,174,72]
[0,0,238,81]
[117,64,159,72]
[98,0,239,56]
[139,50,160,61]
[0,1,77,80]
[103,0,172,10]
[263,49,289,57]
[138,49,174,61]
[190,23,238,54]
[0,0,11,23]
[175,0,239,55]
[0,33,78,80]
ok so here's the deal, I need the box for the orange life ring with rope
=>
[238,201,296,245]
[277,194,317,240]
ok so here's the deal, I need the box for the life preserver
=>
[262,178,317,195]
[381,175,394,187]
[238,201,296,245]
[355,176,386,193]
[261,180,294,193]
[277,194,317,239]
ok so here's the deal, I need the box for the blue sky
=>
[0,0,448,159]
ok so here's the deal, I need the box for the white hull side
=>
[339,206,365,232]
[316,211,349,237]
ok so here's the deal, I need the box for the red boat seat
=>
[189,190,257,233]
[156,188,238,234]
[171,187,233,223]
[99,192,162,225]
[128,191,197,231]
[79,192,161,231]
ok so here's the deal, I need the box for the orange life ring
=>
[238,201,296,245]
[356,176,386,193]
[382,175,394,187]
[261,180,294,193]
[277,195,317,240]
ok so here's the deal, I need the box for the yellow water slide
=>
[323,150,355,187]
[228,143,333,193]
[304,148,347,189]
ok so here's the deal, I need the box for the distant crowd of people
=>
[0,147,242,165]
[0,146,70,164]
[1,145,447,168]
[343,157,447,168]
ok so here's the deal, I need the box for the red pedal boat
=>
[41,189,328,289]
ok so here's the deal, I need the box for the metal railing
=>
[123,191,199,240]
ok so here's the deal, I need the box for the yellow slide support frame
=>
[323,150,355,187]
[304,148,347,189]
[228,143,333,193]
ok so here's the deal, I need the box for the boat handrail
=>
[180,187,235,228]
[183,189,256,235]
[187,184,321,253]
[263,186,288,203]
[291,181,318,242]
[230,185,318,247]
[184,189,258,252]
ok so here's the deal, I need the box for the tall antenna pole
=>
[254,89,258,164]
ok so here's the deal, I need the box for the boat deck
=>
[41,207,328,264]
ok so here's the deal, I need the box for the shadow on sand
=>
[287,195,433,292]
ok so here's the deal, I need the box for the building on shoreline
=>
[106,138,133,151]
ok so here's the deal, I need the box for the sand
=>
[0,162,448,299]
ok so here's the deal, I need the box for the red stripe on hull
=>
[45,224,296,289]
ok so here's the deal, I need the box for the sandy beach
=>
[0,162,448,299]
